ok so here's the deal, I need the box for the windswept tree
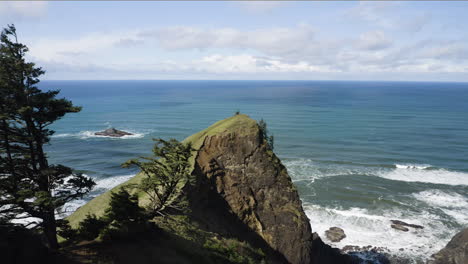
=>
[0,25,95,249]
[258,119,274,150]
[123,138,194,217]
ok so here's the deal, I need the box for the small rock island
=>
[94,128,133,137]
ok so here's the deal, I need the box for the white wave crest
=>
[58,174,136,218]
[378,167,468,186]
[283,159,373,183]
[395,164,430,170]
[304,204,452,261]
[94,174,135,190]
[413,190,468,224]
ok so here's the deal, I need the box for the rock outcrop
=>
[391,220,424,229]
[325,227,346,242]
[95,128,133,137]
[186,114,354,264]
[428,228,468,264]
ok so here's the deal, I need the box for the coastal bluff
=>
[66,114,353,263]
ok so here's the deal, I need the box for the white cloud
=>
[194,54,336,73]
[236,1,284,14]
[356,30,393,50]
[0,1,48,19]
[28,30,143,62]
[346,1,398,28]
[24,23,468,79]
[147,24,316,56]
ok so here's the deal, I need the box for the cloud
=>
[144,24,316,56]
[28,30,144,62]
[356,30,393,50]
[25,23,468,80]
[346,2,398,28]
[236,1,284,14]
[0,1,48,19]
[403,13,431,33]
[346,2,432,34]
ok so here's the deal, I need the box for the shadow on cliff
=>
[188,162,290,264]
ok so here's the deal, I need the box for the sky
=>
[1,1,468,81]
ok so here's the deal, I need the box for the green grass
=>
[67,114,259,228]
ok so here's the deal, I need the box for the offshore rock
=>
[390,220,424,229]
[94,128,133,137]
[391,224,409,232]
[325,227,346,242]
[428,228,468,264]
[186,114,355,264]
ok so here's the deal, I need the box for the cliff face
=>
[186,114,352,264]
[190,118,312,264]
[428,228,468,264]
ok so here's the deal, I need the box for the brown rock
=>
[391,224,409,232]
[325,227,346,242]
[390,220,424,229]
[187,115,356,264]
[428,228,468,264]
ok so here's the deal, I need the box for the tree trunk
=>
[43,210,59,250]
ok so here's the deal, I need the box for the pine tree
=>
[0,25,95,249]
[258,119,274,150]
[123,138,194,217]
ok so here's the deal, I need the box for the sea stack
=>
[94,128,133,137]
[185,114,355,264]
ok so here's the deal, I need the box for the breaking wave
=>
[304,204,453,261]
[378,165,468,186]
[413,190,468,224]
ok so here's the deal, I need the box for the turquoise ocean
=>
[40,80,468,261]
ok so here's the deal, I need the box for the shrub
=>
[57,219,78,241]
[257,119,274,150]
[78,214,107,240]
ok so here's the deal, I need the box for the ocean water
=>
[40,80,468,261]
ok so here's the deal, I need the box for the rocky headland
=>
[65,114,357,263]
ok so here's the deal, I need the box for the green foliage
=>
[123,138,194,217]
[78,214,107,241]
[203,238,265,264]
[0,24,95,249]
[57,219,78,241]
[103,188,147,225]
[257,119,274,150]
[72,188,154,242]
[99,188,154,241]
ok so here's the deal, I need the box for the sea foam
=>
[413,190,468,224]
[378,165,468,186]
[94,174,135,190]
[52,130,147,139]
[284,159,374,183]
[58,174,136,218]
[304,204,453,261]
